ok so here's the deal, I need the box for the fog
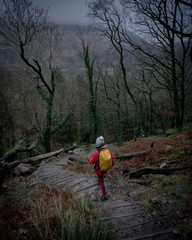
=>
[33,0,91,24]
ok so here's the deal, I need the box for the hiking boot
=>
[100,195,108,201]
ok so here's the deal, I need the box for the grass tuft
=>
[25,185,114,240]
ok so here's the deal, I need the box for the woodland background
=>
[0,0,191,156]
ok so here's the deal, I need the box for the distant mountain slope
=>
[0,44,19,68]
[2,24,186,77]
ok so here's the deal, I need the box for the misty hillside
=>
[0,24,153,77]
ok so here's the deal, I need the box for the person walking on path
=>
[89,136,114,201]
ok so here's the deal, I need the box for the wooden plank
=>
[75,183,99,193]
[65,178,87,187]
[36,171,64,178]
[124,229,173,240]
[57,175,85,185]
[48,172,76,181]
[108,197,128,202]
[100,210,148,221]
[49,174,78,184]
[36,171,65,180]
[118,217,166,230]
[107,201,143,209]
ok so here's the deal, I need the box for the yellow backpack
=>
[99,148,112,171]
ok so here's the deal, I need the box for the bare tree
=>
[87,0,150,137]
[100,62,127,144]
[88,0,191,129]
[120,0,192,128]
[87,0,136,105]
[0,0,72,152]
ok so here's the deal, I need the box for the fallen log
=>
[116,143,154,160]
[128,165,192,178]
[116,153,134,160]
[0,152,16,163]
[130,178,151,185]
[2,139,39,160]
[3,146,75,169]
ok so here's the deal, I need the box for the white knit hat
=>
[96,136,104,147]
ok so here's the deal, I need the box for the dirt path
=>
[35,154,181,240]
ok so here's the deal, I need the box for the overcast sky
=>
[33,0,91,24]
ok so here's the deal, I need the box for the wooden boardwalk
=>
[35,155,181,240]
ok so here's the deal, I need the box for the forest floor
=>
[0,129,192,240]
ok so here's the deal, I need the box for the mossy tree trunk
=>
[37,85,54,153]
[79,40,99,143]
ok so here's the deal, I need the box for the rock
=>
[18,228,28,236]
[73,148,86,156]
[68,150,73,154]
[160,162,167,168]
[14,163,36,176]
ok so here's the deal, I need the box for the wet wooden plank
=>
[37,172,67,180]
[107,201,143,209]
[50,174,79,184]
[118,217,166,230]
[124,229,174,240]
[57,175,85,185]
[75,183,99,193]
[100,210,148,221]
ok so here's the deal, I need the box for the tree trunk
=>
[170,38,181,128]
[81,44,98,143]
[43,99,53,153]
[2,146,75,169]
[134,102,139,137]
[127,166,192,178]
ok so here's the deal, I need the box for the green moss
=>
[186,140,192,145]
[169,151,185,161]
[161,176,192,200]
[187,149,192,155]
[28,139,38,151]
[148,176,192,217]
[166,145,172,150]
[166,128,179,137]
[4,140,24,155]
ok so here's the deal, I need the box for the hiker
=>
[89,136,114,201]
